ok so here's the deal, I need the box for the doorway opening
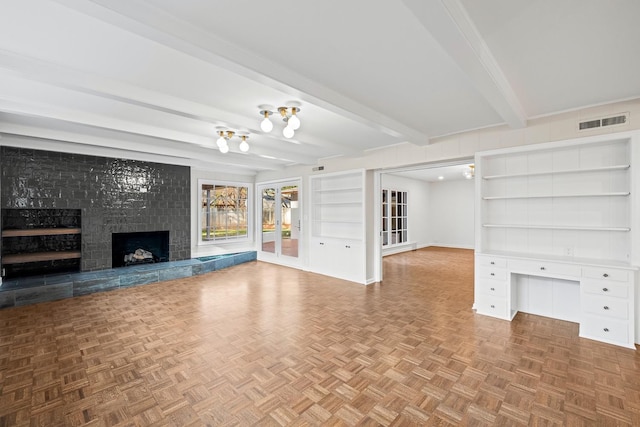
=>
[374,158,475,282]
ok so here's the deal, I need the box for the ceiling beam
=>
[402,0,527,129]
[0,49,360,158]
[52,0,429,145]
[0,98,318,167]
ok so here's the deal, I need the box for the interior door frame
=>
[374,158,474,282]
[256,178,302,268]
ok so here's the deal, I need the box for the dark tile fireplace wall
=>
[1,147,190,272]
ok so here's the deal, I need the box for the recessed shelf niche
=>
[2,209,81,277]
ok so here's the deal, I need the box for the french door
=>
[258,180,301,266]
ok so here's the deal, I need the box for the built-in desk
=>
[474,252,638,349]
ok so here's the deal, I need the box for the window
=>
[382,189,408,246]
[200,180,250,242]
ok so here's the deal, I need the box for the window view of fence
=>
[201,183,249,241]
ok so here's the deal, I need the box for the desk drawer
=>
[477,267,507,281]
[476,279,508,297]
[475,296,509,319]
[580,315,630,346]
[582,267,630,283]
[582,294,628,320]
[476,255,507,268]
[581,280,629,299]
[508,259,580,277]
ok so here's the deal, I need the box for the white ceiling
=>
[1,0,639,175]
[389,163,475,183]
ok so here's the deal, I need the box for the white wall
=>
[427,179,475,249]
[381,174,430,253]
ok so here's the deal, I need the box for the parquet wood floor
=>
[1,247,639,426]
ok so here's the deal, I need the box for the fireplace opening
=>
[112,231,169,268]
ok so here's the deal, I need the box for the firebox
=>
[112,231,169,268]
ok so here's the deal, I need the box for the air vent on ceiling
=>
[578,112,629,131]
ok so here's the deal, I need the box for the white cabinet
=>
[580,267,635,347]
[474,253,637,348]
[474,254,511,320]
[308,238,364,283]
[474,133,640,349]
[309,170,367,283]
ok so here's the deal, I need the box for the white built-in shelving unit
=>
[474,133,639,349]
[309,170,367,283]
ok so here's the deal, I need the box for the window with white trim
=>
[200,180,250,242]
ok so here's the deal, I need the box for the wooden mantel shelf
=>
[2,228,81,237]
[2,251,81,264]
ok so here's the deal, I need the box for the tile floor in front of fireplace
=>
[0,251,256,309]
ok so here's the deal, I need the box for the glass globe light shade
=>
[239,139,249,152]
[216,136,226,148]
[283,125,294,139]
[288,114,300,130]
[260,117,273,133]
[219,142,229,153]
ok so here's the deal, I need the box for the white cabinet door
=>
[309,239,365,284]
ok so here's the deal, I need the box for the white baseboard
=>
[422,243,475,250]
[382,242,417,256]
[383,243,475,256]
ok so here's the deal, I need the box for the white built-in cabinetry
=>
[309,170,367,283]
[474,133,639,349]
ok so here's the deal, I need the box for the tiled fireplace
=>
[0,146,257,310]
[0,146,190,276]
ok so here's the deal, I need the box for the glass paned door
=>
[382,188,408,247]
[259,181,300,262]
[280,185,299,258]
[261,187,277,253]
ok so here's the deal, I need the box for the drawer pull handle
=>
[490,287,495,291]
[490,305,495,309]
[602,287,609,292]
[603,306,610,310]
[603,328,609,332]
[603,273,609,278]
[319,242,325,245]
[345,245,350,248]
[490,273,495,276]
[540,266,546,270]
[490,261,495,265]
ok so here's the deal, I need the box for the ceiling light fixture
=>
[258,105,301,138]
[215,130,250,153]
[463,164,475,179]
[239,135,250,152]
[260,110,273,133]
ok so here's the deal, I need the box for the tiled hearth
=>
[0,251,256,309]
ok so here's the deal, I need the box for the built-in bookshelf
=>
[309,170,366,283]
[473,133,639,349]
[477,138,631,263]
